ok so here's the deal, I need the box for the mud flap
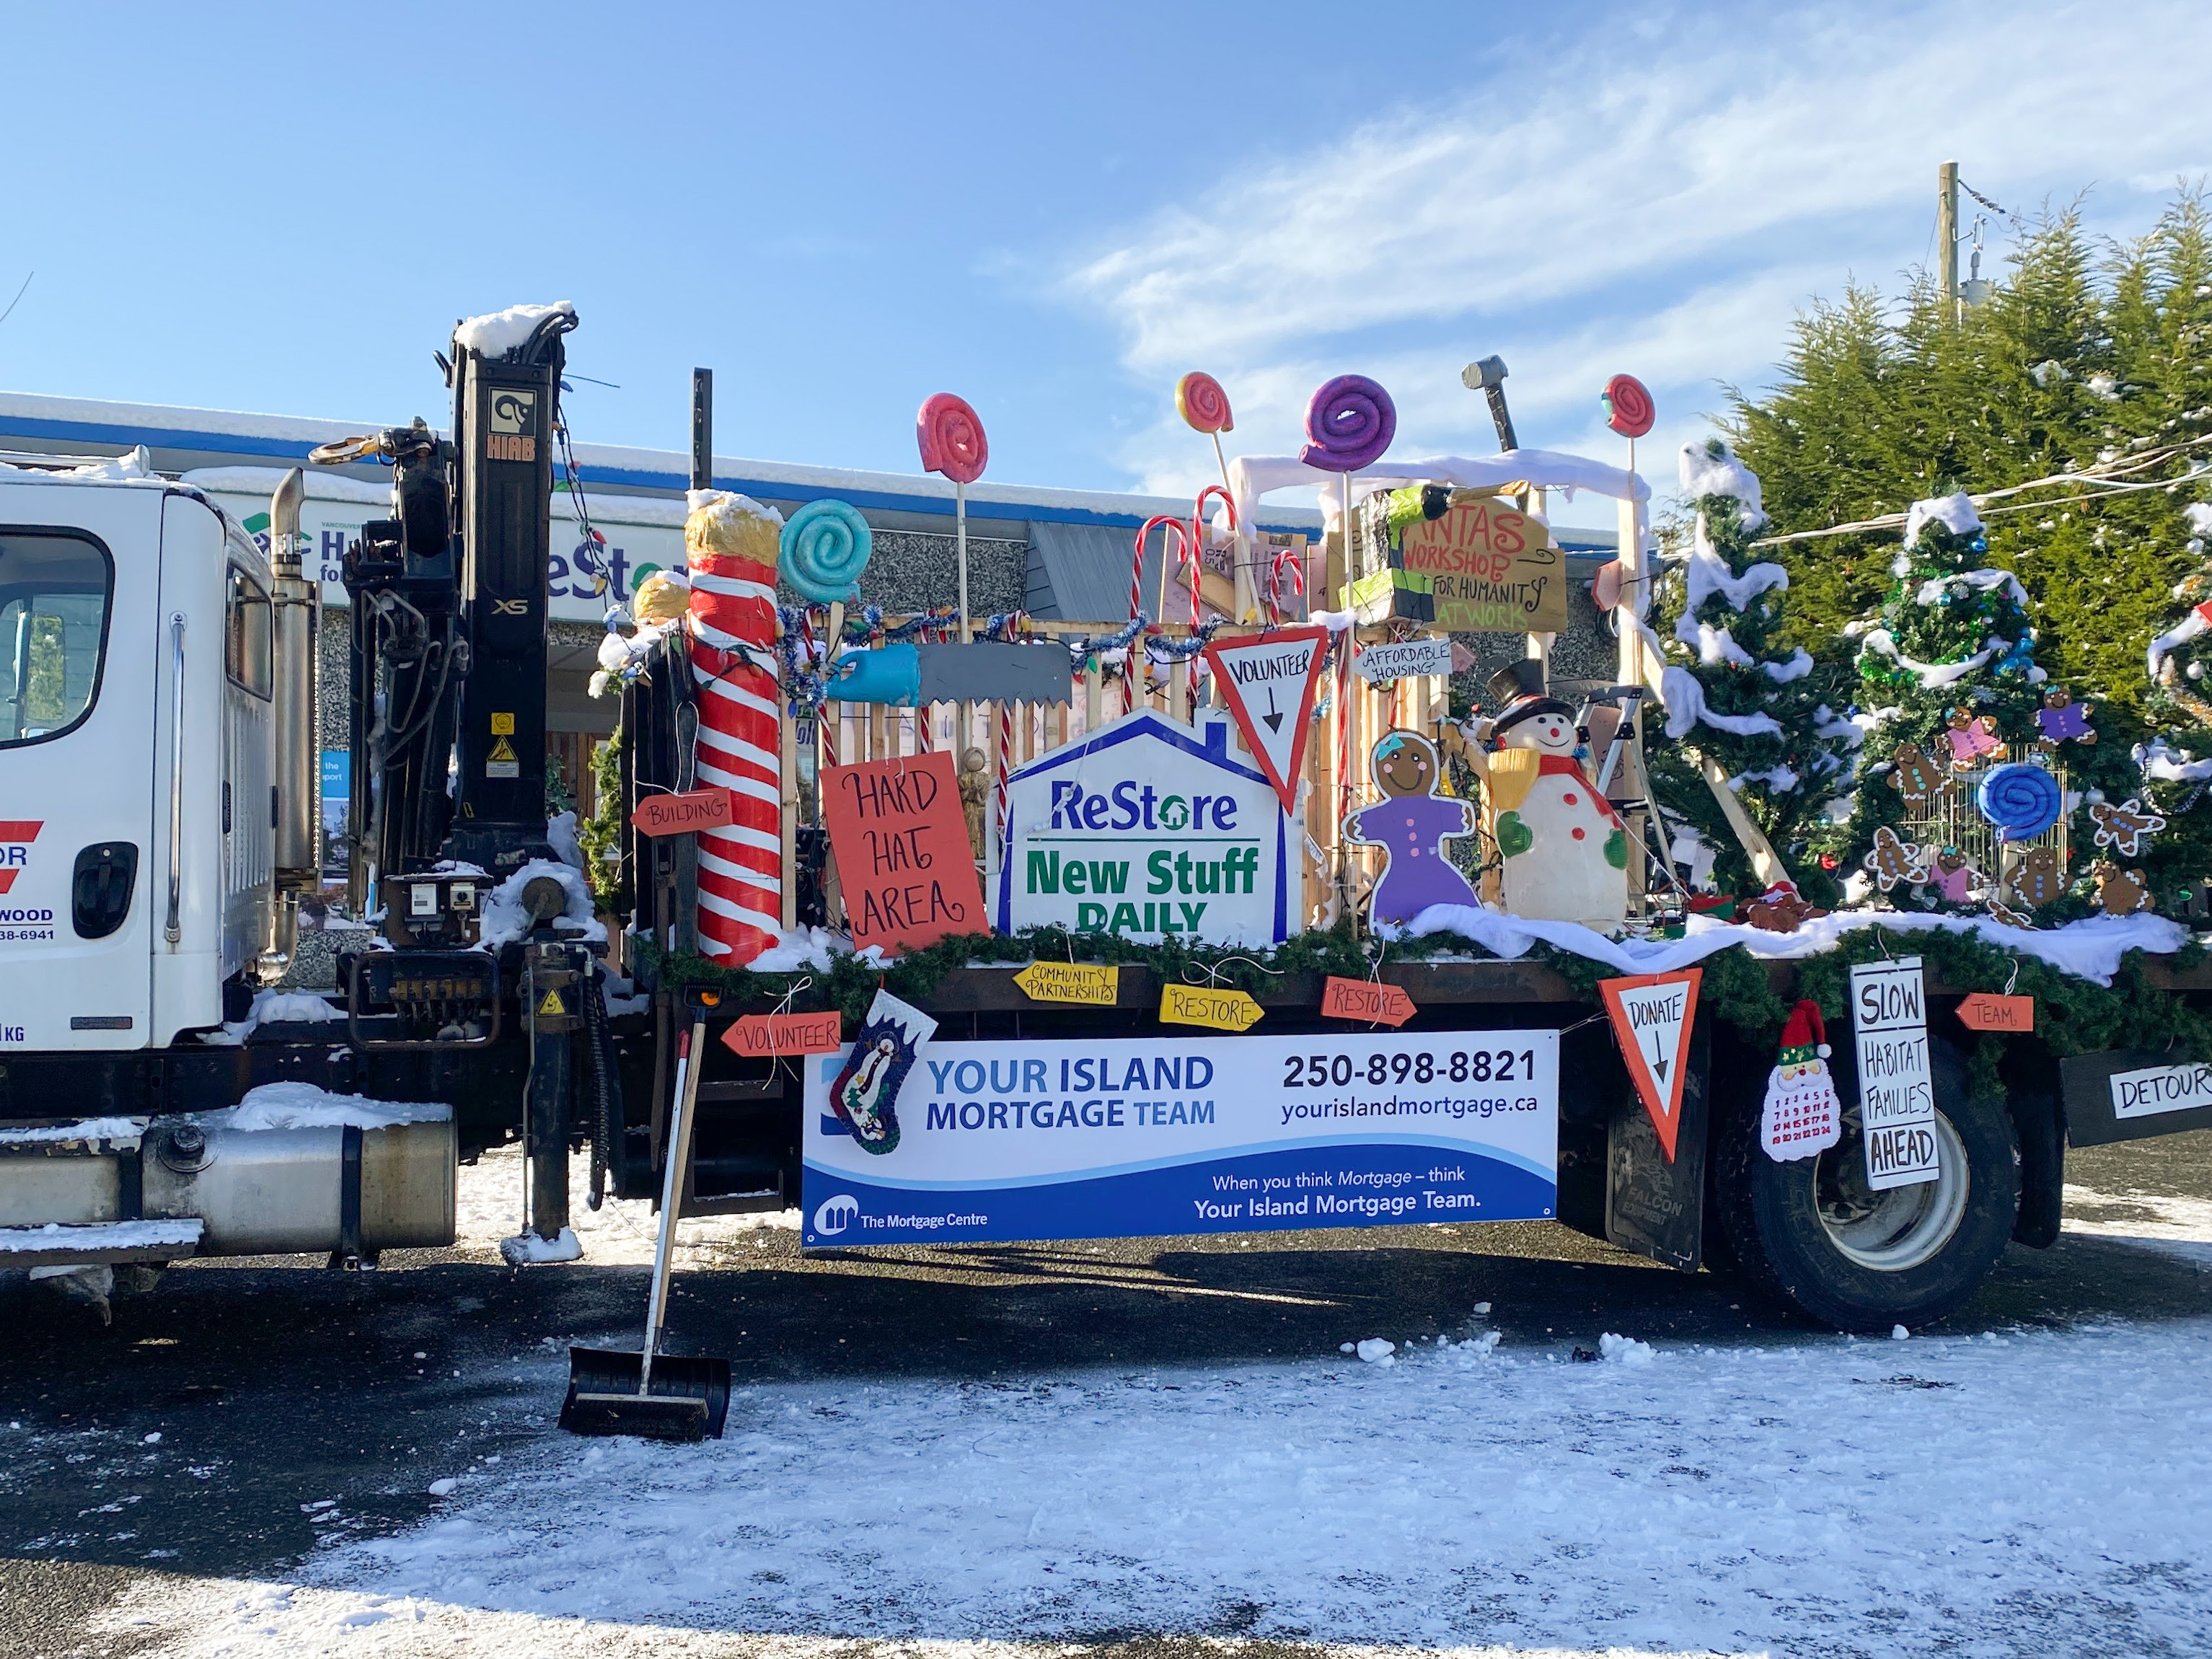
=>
[1604,1016,1711,1272]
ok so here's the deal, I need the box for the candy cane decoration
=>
[684,494,786,963]
[1130,514,1189,713]
[1267,544,1306,627]
[992,612,1025,827]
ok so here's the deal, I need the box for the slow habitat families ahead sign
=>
[801,1029,1559,1246]
[991,708,1291,946]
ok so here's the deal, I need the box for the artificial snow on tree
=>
[1647,439,1852,907]
[1843,492,2140,923]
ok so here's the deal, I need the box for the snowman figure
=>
[1468,662,1628,927]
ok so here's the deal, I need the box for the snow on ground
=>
[456,1139,796,1269]
[102,1314,2212,1657]
[2064,1180,2212,1267]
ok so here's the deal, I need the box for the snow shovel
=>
[561,1009,731,1440]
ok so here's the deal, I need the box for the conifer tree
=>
[1645,440,1852,906]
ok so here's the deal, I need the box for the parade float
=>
[586,362,2212,1334]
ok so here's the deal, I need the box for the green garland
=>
[578,732,627,906]
[627,917,2212,1068]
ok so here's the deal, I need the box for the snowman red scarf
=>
[1761,999,1842,1161]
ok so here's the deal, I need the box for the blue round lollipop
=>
[778,498,873,604]
[1976,762,2063,841]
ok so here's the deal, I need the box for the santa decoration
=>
[1468,661,1628,926]
[1760,999,1843,1161]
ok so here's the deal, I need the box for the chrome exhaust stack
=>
[263,467,319,980]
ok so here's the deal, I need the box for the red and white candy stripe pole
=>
[1131,515,1188,713]
[685,500,785,962]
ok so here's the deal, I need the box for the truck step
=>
[0,1218,203,1269]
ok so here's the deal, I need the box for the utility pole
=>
[1938,160,1960,327]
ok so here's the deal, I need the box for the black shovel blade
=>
[560,1347,731,1441]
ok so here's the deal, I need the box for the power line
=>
[0,271,32,330]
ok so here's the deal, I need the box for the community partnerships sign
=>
[991,708,1290,946]
[801,1029,1558,1247]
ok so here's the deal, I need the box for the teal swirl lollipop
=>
[779,498,873,604]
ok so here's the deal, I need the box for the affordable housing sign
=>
[803,1029,1559,1247]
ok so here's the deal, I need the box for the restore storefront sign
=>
[801,1029,1559,1246]
[991,708,1290,946]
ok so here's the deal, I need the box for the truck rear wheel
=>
[1714,1037,2019,1331]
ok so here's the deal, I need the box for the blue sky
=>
[3,1,2208,524]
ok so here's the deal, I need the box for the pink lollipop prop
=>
[1602,374,1654,439]
[1176,372,1234,434]
[917,392,990,643]
[916,392,988,483]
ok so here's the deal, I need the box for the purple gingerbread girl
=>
[1344,731,1481,925]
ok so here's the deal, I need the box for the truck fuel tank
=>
[140,1098,455,1257]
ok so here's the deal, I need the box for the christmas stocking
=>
[1760,999,1842,1161]
[825,989,936,1157]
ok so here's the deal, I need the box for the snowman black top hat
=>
[1484,659,1574,736]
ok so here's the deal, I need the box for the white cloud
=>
[1065,0,2212,509]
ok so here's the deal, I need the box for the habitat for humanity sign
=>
[991,708,1290,945]
[801,1029,1559,1246]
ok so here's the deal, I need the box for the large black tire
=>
[1714,1036,2019,1331]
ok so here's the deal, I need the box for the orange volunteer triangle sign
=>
[1202,626,1329,815]
[1597,968,1702,1161]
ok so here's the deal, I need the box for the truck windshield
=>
[0,531,112,745]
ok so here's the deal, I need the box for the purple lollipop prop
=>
[1300,374,1397,473]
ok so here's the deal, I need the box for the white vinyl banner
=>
[1850,956,1940,1189]
[802,1029,1559,1247]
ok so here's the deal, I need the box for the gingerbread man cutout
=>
[1344,731,1480,926]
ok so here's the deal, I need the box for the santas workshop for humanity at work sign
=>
[1397,501,1568,634]
[821,751,987,954]
[990,708,1290,946]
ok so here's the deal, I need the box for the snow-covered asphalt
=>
[1,1132,2208,1659]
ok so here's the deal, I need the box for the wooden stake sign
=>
[1158,982,1264,1032]
[630,787,733,837]
[821,751,987,954]
[721,1011,845,1059]
[1013,961,1120,1005]
[1321,974,1414,1026]
[1957,993,2035,1033]
[1598,968,1702,1161]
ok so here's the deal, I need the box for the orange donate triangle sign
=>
[1597,968,1702,1161]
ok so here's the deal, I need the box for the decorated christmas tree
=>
[1843,492,2147,921]
[2133,500,2212,912]
[1647,439,1854,907]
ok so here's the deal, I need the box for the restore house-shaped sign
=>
[991,708,1291,946]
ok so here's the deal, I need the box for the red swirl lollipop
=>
[1176,371,1234,434]
[916,392,988,485]
[1602,374,1655,439]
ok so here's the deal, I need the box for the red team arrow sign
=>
[1202,628,1329,816]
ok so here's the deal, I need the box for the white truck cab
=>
[0,459,278,1051]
